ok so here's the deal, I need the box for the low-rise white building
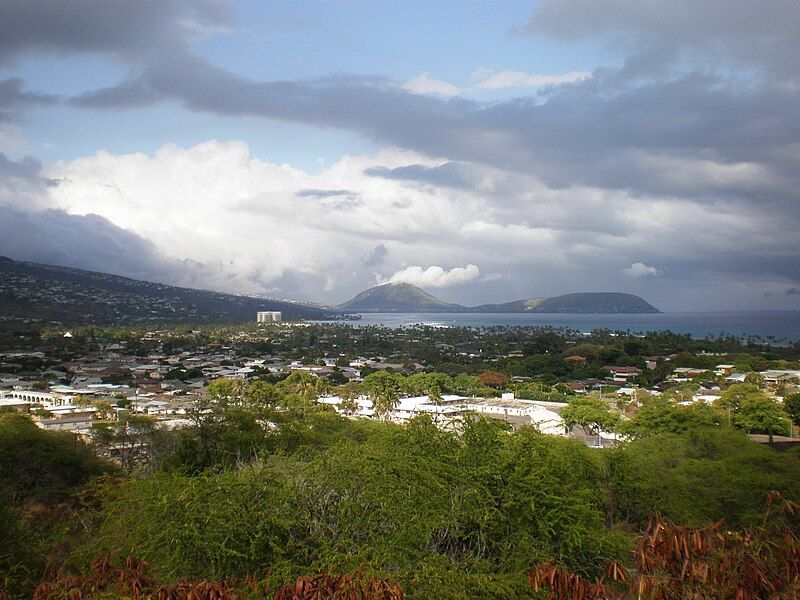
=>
[317,393,567,435]
[318,394,375,418]
[760,369,800,385]
[0,389,72,408]
[463,397,566,435]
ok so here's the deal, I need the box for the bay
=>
[329,311,800,343]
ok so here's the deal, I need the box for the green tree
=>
[372,386,399,420]
[716,383,762,414]
[314,375,332,397]
[363,372,404,419]
[281,371,317,416]
[452,373,482,397]
[244,380,278,407]
[561,396,619,446]
[734,395,791,443]
[91,399,115,420]
[337,396,359,416]
[91,414,160,472]
[784,392,800,427]
[743,371,765,388]
[618,398,719,438]
[206,378,246,407]
[336,381,362,416]
[551,382,574,395]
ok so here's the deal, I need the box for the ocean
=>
[327,311,800,343]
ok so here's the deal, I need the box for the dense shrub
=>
[607,427,800,526]
[0,412,112,505]
[5,410,800,599]
[70,417,629,599]
[0,413,113,597]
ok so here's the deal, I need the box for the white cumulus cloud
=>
[403,69,590,96]
[624,262,661,277]
[25,139,793,310]
[403,75,462,96]
[473,69,590,90]
[380,264,481,288]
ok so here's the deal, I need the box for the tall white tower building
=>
[256,311,282,323]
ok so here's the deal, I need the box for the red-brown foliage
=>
[476,371,509,389]
[530,491,800,599]
[31,558,402,600]
[273,571,403,600]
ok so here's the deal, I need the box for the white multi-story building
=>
[256,311,282,323]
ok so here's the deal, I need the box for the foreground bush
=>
[65,419,628,598]
[0,412,114,597]
[6,414,800,598]
[530,491,800,599]
[607,427,800,527]
[32,556,404,600]
[0,412,112,505]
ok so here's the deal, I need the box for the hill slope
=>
[473,292,660,314]
[339,283,463,312]
[0,256,331,324]
[340,284,660,314]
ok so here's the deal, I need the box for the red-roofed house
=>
[603,365,642,383]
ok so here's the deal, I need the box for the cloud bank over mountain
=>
[379,265,481,288]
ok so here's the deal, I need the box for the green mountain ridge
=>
[339,283,660,314]
[0,256,332,324]
[339,283,461,312]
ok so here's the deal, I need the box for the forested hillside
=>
[0,256,331,324]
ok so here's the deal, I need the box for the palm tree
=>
[314,376,331,398]
[292,378,317,417]
[337,383,360,416]
[372,386,399,421]
[427,385,443,424]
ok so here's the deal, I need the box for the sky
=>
[1,0,799,311]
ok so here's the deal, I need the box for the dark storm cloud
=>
[70,79,163,109]
[0,0,225,63]
[364,163,474,190]
[0,152,58,209]
[0,152,188,284]
[361,243,389,268]
[62,52,799,212]
[0,151,53,184]
[2,0,796,208]
[0,78,58,121]
[524,0,800,81]
[0,206,178,281]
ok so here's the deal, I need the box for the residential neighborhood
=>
[2,322,799,454]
